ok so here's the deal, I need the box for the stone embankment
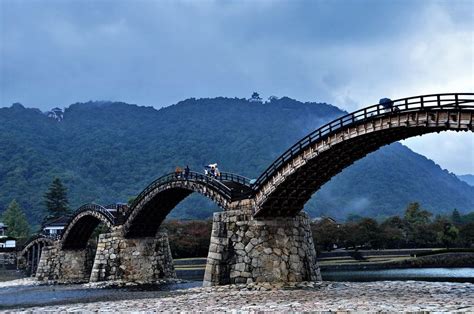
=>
[13,281,474,312]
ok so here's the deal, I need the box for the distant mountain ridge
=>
[0,97,472,225]
[457,174,474,187]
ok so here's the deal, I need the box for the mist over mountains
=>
[0,97,473,225]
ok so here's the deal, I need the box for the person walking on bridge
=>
[379,98,393,113]
[184,165,190,179]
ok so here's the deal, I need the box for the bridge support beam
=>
[204,209,321,286]
[90,226,176,283]
[36,244,95,283]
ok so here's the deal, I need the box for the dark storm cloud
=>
[2,0,470,110]
[1,0,473,173]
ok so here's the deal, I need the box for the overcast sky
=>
[1,0,473,173]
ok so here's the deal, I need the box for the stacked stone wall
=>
[204,209,321,286]
[0,252,17,269]
[36,244,94,283]
[90,226,176,282]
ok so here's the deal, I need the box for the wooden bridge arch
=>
[122,172,252,237]
[18,235,55,275]
[251,93,474,217]
[61,204,116,249]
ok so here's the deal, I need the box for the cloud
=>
[401,132,474,175]
[0,0,473,172]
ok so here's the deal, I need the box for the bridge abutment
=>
[90,226,176,283]
[36,244,95,283]
[204,209,321,286]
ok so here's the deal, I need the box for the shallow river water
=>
[1,268,473,309]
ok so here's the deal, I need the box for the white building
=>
[0,223,16,248]
[0,237,16,248]
[42,216,68,237]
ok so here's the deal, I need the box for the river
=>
[1,268,473,309]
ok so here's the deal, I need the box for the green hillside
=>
[0,97,472,225]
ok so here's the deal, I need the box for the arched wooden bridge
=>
[251,93,474,216]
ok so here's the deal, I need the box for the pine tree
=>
[44,177,69,220]
[2,200,30,239]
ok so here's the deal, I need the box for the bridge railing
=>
[252,93,474,190]
[218,172,252,186]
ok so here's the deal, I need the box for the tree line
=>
[312,202,474,253]
[162,202,474,258]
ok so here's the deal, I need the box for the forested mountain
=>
[0,97,473,226]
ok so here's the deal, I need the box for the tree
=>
[440,223,459,248]
[431,217,459,248]
[44,177,69,220]
[311,218,341,252]
[380,216,405,248]
[404,202,432,225]
[353,218,381,249]
[403,202,433,247]
[249,92,262,102]
[459,222,474,247]
[451,208,462,226]
[1,200,30,239]
[127,196,136,207]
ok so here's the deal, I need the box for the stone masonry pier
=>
[204,209,321,286]
[36,244,95,283]
[35,227,176,283]
[90,226,176,282]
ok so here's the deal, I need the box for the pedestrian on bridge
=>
[379,98,393,112]
[184,165,190,179]
[175,166,182,179]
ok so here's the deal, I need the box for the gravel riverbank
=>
[7,280,474,312]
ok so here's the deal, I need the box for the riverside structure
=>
[19,93,474,286]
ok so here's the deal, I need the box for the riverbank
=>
[320,252,474,271]
[7,281,473,312]
[173,254,474,280]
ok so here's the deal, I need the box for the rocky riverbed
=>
[7,280,474,312]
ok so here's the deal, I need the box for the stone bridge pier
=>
[203,209,321,286]
[36,244,95,282]
[36,226,176,283]
[89,226,176,283]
